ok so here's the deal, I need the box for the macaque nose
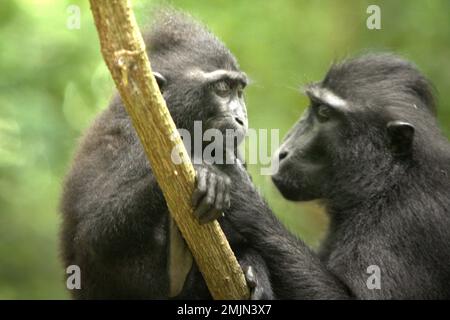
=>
[234,117,245,127]
[278,150,289,161]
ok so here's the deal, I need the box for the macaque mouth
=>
[207,116,246,134]
[271,174,301,201]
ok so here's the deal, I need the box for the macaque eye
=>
[213,80,231,97]
[316,104,332,122]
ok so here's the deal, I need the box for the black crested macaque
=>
[60,9,273,299]
[224,53,450,299]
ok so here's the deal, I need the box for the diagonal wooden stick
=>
[88,0,249,299]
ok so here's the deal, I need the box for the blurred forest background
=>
[0,0,449,299]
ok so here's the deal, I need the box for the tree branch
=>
[88,0,249,299]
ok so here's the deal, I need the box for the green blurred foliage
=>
[0,0,449,299]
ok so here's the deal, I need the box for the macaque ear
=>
[387,121,415,156]
[153,72,167,93]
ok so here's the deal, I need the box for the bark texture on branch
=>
[89,0,249,300]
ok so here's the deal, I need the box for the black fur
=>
[60,9,273,299]
[225,53,450,299]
